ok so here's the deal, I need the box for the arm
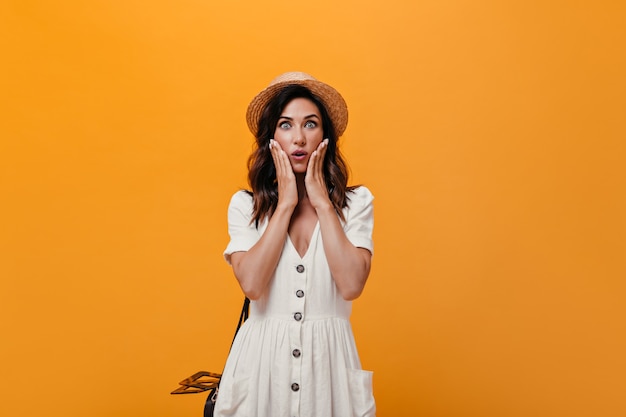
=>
[229,205,292,300]
[229,139,298,300]
[306,141,373,300]
[316,205,372,300]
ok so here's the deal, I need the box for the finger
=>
[307,153,324,188]
[317,139,329,169]
[275,142,292,177]
[269,139,279,164]
[270,140,288,176]
[269,140,283,174]
[307,149,319,179]
[311,139,328,177]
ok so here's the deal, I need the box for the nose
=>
[293,129,306,146]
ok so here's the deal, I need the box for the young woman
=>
[216,72,376,417]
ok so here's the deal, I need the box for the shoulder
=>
[228,190,253,209]
[347,186,374,206]
[341,186,374,221]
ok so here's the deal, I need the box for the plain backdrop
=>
[1,1,625,416]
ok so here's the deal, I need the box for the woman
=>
[216,72,376,417]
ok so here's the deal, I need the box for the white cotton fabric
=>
[215,186,376,417]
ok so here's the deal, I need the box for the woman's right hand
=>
[269,139,298,210]
[230,140,296,300]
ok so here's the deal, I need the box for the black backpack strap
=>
[205,297,251,416]
[230,297,250,349]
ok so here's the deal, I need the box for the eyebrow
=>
[278,114,320,120]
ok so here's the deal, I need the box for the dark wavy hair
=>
[247,84,356,226]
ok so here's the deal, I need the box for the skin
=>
[230,98,371,301]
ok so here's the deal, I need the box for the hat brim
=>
[246,78,348,137]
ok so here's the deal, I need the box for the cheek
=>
[309,130,324,145]
[311,136,324,149]
[272,130,289,147]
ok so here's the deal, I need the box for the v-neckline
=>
[287,221,320,260]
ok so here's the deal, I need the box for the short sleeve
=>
[223,191,261,265]
[343,186,375,254]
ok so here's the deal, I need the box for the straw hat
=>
[246,71,348,137]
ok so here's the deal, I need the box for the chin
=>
[290,163,308,174]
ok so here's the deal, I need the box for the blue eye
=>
[304,121,317,128]
[279,121,291,129]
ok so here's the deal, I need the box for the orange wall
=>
[1,1,625,416]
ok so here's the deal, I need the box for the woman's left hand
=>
[305,139,332,210]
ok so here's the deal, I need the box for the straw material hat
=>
[246,71,349,137]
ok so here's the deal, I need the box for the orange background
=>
[1,1,625,416]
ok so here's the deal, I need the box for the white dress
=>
[215,186,376,417]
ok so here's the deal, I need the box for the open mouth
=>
[292,151,308,160]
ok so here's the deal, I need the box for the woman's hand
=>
[269,139,298,210]
[306,138,372,300]
[231,139,297,299]
[305,139,332,210]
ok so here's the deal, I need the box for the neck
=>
[295,174,307,201]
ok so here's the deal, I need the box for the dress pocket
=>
[347,368,376,417]
[214,373,250,416]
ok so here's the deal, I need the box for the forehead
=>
[280,97,321,116]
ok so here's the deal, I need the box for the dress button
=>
[294,312,302,321]
[296,264,305,273]
[292,348,301,358]
[296,289,304,298]
[291,383,300,392]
